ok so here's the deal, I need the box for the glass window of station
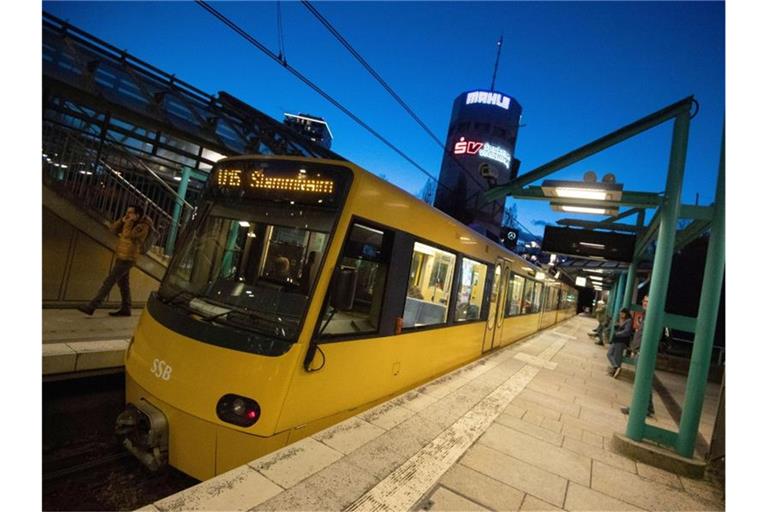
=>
[404,242,456,328]
[454,258,488,322]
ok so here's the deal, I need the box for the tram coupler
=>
[115,400,168,472]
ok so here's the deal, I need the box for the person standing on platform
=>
[622,295,655,417]
[590,300,608,345]
[607,308,632,378]
[629,295,649,356]
[77,205,153,317]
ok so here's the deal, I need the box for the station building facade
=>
[434,90,522,241]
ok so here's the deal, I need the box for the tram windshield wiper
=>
[160,289,195,307]
[200,310,231,323]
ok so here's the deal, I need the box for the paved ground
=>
[43,308,140,344]
[422,317,724,512]
[148,315,724,512]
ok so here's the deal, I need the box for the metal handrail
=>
[129,154,195,211]
[42,124,189,255]
[62,100,196,211]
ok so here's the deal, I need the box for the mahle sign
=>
[465,90,511,110]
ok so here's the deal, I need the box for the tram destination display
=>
[207,159,350,206]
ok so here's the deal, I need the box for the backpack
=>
[140,224,160,255]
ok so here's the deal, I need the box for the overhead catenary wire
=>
[511,216,539,241]
[276,1,286,64]
[300,0,490,195]
[195,0,452,193]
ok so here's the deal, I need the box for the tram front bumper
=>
[115,400,169,472]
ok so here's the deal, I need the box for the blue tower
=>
[433,89,522,241]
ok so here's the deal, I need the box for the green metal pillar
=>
[676,130,725,457]
[220,222,241,278]
[602,280,617,341]
[622,261,638,310]
[626,111,691,440]
[607,281,617,315]
[165,166,192,256]
[608,272,626,341]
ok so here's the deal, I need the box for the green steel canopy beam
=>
[633,207,663,258]
[679,204,714,221]
[674,219,711,251]
[664,313,698,333]
[596,207,643,226]
[485,96,694,202]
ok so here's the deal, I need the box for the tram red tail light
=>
[216,394,260,427]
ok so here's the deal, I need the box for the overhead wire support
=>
[276,1,287,65]
[300,0,490,195]
[490,34,503,91]
[195,0,451,192]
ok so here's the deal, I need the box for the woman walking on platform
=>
[607,308,632,378]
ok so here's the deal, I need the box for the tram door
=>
[482,259,510,353]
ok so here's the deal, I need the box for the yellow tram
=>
[117,156,577,480]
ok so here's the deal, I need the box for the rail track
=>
[43,372,197,511]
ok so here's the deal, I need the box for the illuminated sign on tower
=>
[465,90,512,110]
[433,90,523,241]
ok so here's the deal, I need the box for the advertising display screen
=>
[541,226,637,263]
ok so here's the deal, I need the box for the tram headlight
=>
[216,394,260,427]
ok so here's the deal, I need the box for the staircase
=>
[42,124,195,307]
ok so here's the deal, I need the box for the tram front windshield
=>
[158,160,349,345]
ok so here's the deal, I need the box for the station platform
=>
[139,315,724,512]
[42,308,139,377]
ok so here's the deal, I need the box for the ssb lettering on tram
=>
[151,358,173,381]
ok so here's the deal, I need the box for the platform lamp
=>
[542,171,623,215]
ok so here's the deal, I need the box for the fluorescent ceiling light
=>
[542,179,623,202]
[575,276,587,287]
[579,242,606,249]
[559,205,614,215]
[554,187,608,201]
[584,269,604,274]
[239,221,251,227]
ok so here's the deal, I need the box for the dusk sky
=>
[42,1,725,236]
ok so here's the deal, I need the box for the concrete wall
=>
[43,207,160,307]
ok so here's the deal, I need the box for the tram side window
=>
[317,223,392,338]
[522,279,543,314]
[505,274,525,316]
[403,242,456,328]
[530,281,544,314]
[543,287,553,311]
[454,257,487,322]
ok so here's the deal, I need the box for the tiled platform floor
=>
[43,307,140,344]
[148,315,724,512]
